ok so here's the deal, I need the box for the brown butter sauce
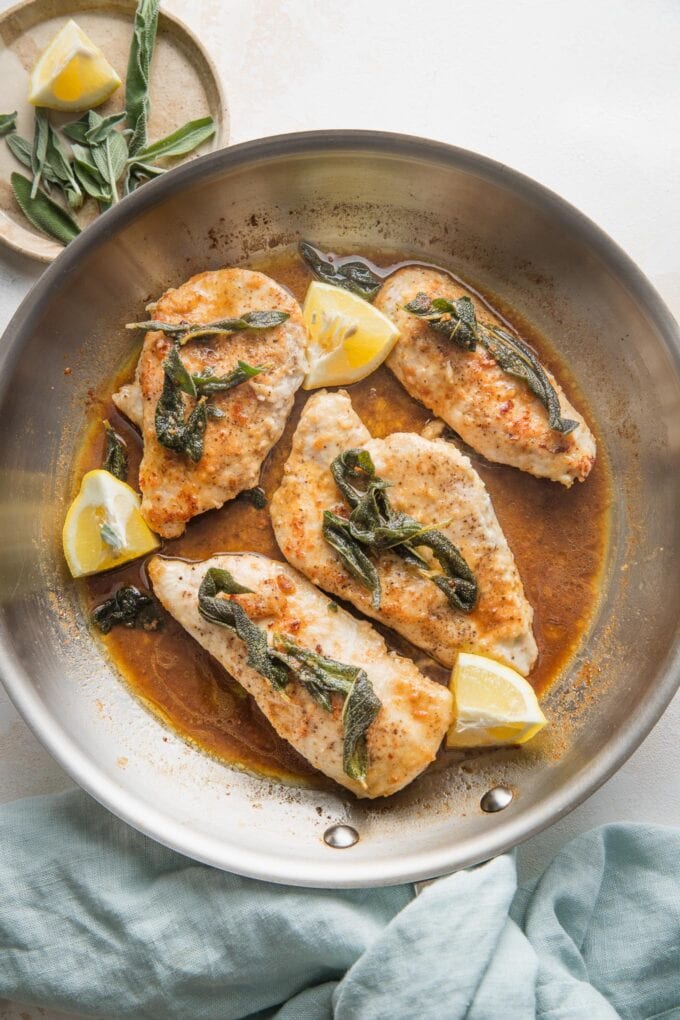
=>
[80,248,611,788]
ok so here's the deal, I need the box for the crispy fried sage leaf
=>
[91,585,162,634]
[405,292,579,435]
[0,112,17,136]
[126,310,289,343]
[191,361,267,396]
[134,116,216,161]
[322,510,382,609]
[241,486,268,509]
[125,0,160,156]
[198,567,382,783]
[342,669,382,783]
[102,420,128,481]
[155,372,207,463]
[299,240,382,301]
[198,567,290,691]
[11,172,80,246]
[323,448,478,613]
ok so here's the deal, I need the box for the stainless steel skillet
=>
[0,130,678,888]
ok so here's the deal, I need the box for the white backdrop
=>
[1,1,679,1015]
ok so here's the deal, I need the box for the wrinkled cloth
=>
[0,791,678,1019]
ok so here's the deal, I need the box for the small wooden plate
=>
[0,0,229,262]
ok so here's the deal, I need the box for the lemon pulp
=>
[446,652,547,749]
[302,281,400,389]
[63,469,159,578]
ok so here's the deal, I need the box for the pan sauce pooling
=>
[79,248,610,793]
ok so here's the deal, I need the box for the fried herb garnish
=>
[299,240,383,302]
[126,310,289,343]
[198,567,382,785]
[241,486,268,509]
[102,420,128,481]
[155,345,265,462]
[322,448,478,613]
[404,292,579,435]
[91,585,162,634]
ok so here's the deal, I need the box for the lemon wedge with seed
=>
[29,20,121,112]
[446,652,547,749]
[63,469,159,578]
[302,281,400,389]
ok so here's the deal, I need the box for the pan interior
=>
[0,135,678,886]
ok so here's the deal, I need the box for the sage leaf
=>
[11,172,80,246]
[198,568,290,691]
[92,585,162,634]
[241,486,268,509]
[342,670,381,784]
[483,325,579,435]
[155,372,207,463]
[125,0,160,155]
[30,107,49,199]
[198,567,382,783]
[323,448,478,613]
[92,130,128,202]
[164,343,197,398]
[299,240,382,302]
[102,420,128,481]
[191,360,267,396]
[73,158,112,203]
[322,510,381,609]
[61,114,91,144]
[405,292,579,435]
[46,125,83,210]
[134,116,216,161]
[0,112,17,136]
[126,310,289,343]
[85,111,127,145]
[7,133,60,189]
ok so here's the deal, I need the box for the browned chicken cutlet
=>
[270,390,537,675]
[375,267,596,486]
[113,268,307,538]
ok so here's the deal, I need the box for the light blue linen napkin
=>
[0,790,677,1019]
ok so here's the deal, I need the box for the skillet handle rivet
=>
[324,823,359,848]
[480,786,513,813]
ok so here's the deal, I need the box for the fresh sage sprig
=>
[126,310,290,343]
[11,173,80,245]
[197,567,382,784]
[102,420,128,481]
[404,292,579,435]
[322,448,478,614]
[299,241,383,302]
[30,107,49,198]
[0,112,17,136]
[3,0,216,244]
[125,0,160,156]
[92,585,162,634]
[133,117,216,162]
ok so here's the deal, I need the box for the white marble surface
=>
[1,0,679,1016]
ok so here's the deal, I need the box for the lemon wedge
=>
[302,281,400,389]
[63,469,159,578]
[29,20,121,112]
[446,652,547,749]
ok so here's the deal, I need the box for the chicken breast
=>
[375,267,596,486]
[270,391,537,675]
[113,268,307,538]
[148,553,452,798]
